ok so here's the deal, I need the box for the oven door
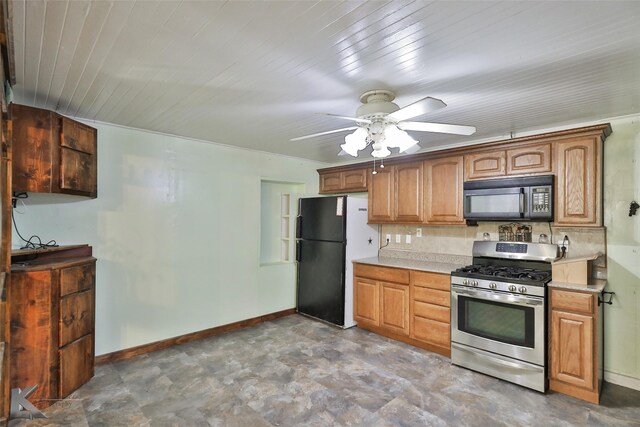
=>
[463,187,529,220]
[451,284,545,365]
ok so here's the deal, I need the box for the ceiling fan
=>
[291,89,476,158]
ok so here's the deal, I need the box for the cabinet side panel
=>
[10,271,53,407]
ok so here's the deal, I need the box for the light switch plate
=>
[406,234,411,244]
[395,234,401,243]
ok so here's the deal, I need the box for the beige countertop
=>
[353,256,465,275]
[548,278,607,294]
[552,252,602,265]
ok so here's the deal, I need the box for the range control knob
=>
[508,285,517,292]
[463,279,469,285]
[472,280,479,287]
[489,282,497,289]
[519,286,527,294]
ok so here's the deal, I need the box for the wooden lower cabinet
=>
[549,288,603,404]
[353,263,450,357]
[10,250,96,409]
[380,282,410,336]
[354,277,380,328]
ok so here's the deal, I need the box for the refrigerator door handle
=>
[296,216,302,239]
[295,241,301,262]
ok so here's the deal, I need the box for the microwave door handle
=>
[519,189,525,217]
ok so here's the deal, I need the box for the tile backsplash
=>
[380,222,607,267]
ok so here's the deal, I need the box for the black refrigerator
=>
[296,196,378,328]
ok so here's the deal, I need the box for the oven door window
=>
[458,296,535,348]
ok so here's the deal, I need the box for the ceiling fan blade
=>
[403,144,422,155]
[398,121,476,136]
[387,96,447,122]
[290,126,358,141]
[318,113,372,124]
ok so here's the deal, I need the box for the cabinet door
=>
[380,282,410,336]
[555,137,599,226]
[9,270,56,406]
[60,148,95,194]
[59,334,94,397]
[395,162,423,222]
[424,156,464,224]
[354,278,379,327]
[506,144,551,175]
[550,310,594,390]
[368,167,395,222]
[319,171,343,193]
[342,169,368,191]
[464,150,506,180]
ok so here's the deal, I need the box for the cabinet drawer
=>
[354,264,409,284]
[551,289,594,315]
[413,316,450,348]
[413,301,450,323]
[60,290,94,347]
[411,271,449,290]
[413,286,450,307]
[60,262,95,296]
[59,334,94,397]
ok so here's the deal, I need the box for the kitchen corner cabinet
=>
[354,262,451,357]
[11,104,97,198]
[555,137,601,226]
[319,168,368,194]
[549,288,603,404]
[10,246,96,409]
[424,155,464,224]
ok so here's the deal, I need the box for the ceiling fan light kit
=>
[291,89,477,161]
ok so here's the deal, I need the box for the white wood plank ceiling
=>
[10,0,640,163]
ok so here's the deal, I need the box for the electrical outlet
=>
[406,234,411,244]
[416,228,422,238]
[385,234,391,243]
[395,234,401,243]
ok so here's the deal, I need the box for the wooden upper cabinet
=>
[319,171,343,193]
[465,143,552,180]
[319,168,368,193]
[506,144,552,175]
[395,162,423,222]
[464,150,506,180]
[11,104,98,198]
[555,137,600,226]
[368,166,395,222]
[424,156,464,224]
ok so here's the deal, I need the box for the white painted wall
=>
[12,122,325,356]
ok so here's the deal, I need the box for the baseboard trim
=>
[604,370,640,391]
[95,308,296,364]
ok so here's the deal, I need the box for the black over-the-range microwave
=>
[463,175,553,221]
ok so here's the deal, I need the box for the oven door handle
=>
[451,285,544,307]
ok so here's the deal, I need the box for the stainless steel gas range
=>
[450,240,559,392]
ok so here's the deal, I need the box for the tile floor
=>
[11,315,640,426]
